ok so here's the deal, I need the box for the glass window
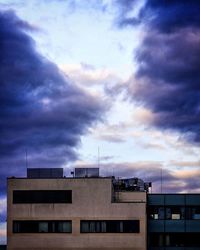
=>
[148,207,159,219]
[167,233,184,247]
[119,221,123,233]
[192,207,200,219]
[149,206,187,220]
[39,222,48,233]
[185,233,200,247]
[154,214,158,219]
[163,206,185,220]
[13,190,72,204]
[186,207,200,220]
[149,233,164,247]
[101,221,106,232]
[123,220,139,233]
[149,233,200,247]
[158,234,164,247]
[166,207,171,219]
[95,222,101,233]
[171,214,180,220]
[51,222,56,233]
[57,222,71,233]
[81,222,89,233]
[165,234,170,246]
[158,207,165,219]
[148,206,164,220]
[13,221,72,233]
[89,222,95,233]
[80,220,139,233]
[172,207,184,220]
[13,222,20,233]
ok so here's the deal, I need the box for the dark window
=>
[38,222,48,233]
[13,221,72,233]
[149,233,164,247]
[80,220,139,233]
[165,233,185,247]
[186,206,200,220]
[149,233,200,247]
[13,190,72,204]
[13,221,38,233]
[57,221,72,233]
[185,233,200,247]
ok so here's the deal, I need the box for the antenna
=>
[26,148,28,169]
[97,146,100,168]
[160,167,163,193]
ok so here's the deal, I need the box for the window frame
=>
[80,220,140,233]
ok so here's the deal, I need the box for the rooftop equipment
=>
[74,168,99,178]
[27,168,63,178]
[113,177,151,192]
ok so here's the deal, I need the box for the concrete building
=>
[7,168,200,250]
[7,168,148,250]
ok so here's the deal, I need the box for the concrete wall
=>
[7,178,147,250]
[116,191,146,203]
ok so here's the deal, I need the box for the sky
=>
[0,0,200,244]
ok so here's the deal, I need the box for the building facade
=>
[148,194,200,249]
[7,169,147,250]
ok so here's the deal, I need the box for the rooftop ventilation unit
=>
[27,168,63,178]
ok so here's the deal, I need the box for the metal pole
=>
[161,167,163,193]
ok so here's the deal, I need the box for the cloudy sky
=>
[0,0,200,244]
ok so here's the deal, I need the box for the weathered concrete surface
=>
[7,178,147,250]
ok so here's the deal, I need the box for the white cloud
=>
[60,63,125,97]
[0,197,6,215]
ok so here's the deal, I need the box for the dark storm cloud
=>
[116,0,200,32]
[116,0,200,145]
[0,10,105,190]
[142,0,200,33]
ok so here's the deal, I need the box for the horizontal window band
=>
[13,220,72,233]
[80,220,140,233]
[13,190,72,204]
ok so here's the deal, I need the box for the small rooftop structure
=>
[113,177,151,192]
[74,168,99,178]
[27,168,63,178]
